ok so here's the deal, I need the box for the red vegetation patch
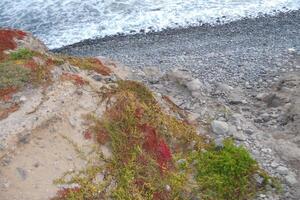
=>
[24,59,39,70]
[83,130,92,140]
[139,124,172,171]
[96,129,109,145]
[61,73,87,86]
[153,191,170,200]
[0,29,26,61]
[0,87,18,101]
[56,187,80,199]
[86,58,111,76]
[0,103,20,120]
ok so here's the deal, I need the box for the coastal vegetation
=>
[52,80,275,200]
[0,29,279,199]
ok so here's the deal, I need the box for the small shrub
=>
[63,56,111,76]
[10,48,34,60]
[195,139,264,200]
[0,62,30,90]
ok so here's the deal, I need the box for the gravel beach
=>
[54,10,300,88]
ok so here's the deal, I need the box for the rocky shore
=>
[0,11,299,199]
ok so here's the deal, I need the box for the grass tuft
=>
[10,48,35,60]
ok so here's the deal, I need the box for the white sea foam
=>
[0,0,299,48]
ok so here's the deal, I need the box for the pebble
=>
[211,120,229,135]
[186,79,202,91]
[285,172,298,185]
[276,166,289,175]
[20,96,27,102]
[92,74,102,81]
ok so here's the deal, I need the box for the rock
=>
[287,48,296,54]
[285,172,298,185]
[244,129,254,135]
[20,96,27,102]
[234,132,247,141]
[18,134,30,144]
[165,69,191,85]
[254,174,265,186]
[228,92,245,105]
[16,167,27,180]
[187,112,201,122]
[216,83,233,93]
[165,185,171,191]
[270,161,279,168]
[261,113,271,122]
[261,93,286,107]
[214,137,224,150]
[276,166,289,175]
[92,74,102,81]
[186,79,202,91]
[256,93,268,101]
[211,120,229,135]
[245,82,252,89]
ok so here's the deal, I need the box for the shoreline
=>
[53,10,300,87]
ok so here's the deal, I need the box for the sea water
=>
[0,0,299,48]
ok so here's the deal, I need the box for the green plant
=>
[0,61,30,89]
[53,80,272,200]
[195,139,265,200]
[10,48,34,60]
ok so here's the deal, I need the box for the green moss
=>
[0,61,30,89]
[10,48,35,60]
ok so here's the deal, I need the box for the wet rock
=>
[211,120,229,135]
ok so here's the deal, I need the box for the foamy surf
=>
[0,0,299,48]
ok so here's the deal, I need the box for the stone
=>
[92,74,102,81]
[232,131,247,141]
[186,79,202,91]
[270,161,279,168]
[285,172,298,185]
[276,166,289,175]
[211,120,229,135]
[20,96,27,102]
[287,48,296,54]
[228,92,245,105]
[244,129,254,135]
[256,93,268,100]
[165,69,191,85]
[214,137,224,150]
[187,112,201,122]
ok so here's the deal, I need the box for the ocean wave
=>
[0,0,299,48]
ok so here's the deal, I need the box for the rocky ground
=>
[129,51,300,199]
